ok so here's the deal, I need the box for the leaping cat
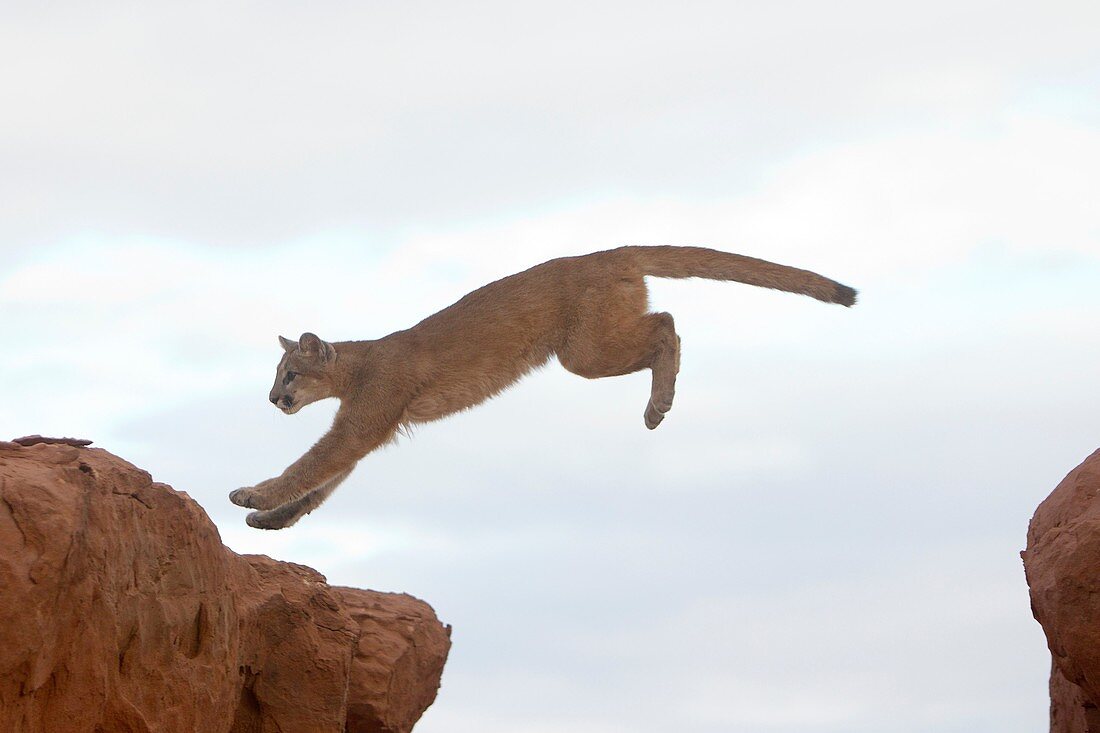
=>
[230,245,856,529]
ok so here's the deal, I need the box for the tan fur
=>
[230,245,856,528]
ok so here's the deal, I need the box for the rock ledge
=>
[0,441,450,733]
[1025,448,1100,733]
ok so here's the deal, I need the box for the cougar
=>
[230,245,856,529]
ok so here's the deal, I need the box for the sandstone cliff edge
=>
[1025,447,1100,733]
[0,438,450,733]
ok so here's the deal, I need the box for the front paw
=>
[246,510,293,530]
[230,486,275,510]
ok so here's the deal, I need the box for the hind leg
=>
[638,310,677,424]
[642,313,681,429]
[558,277,682,429]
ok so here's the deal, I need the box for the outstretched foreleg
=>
[230,412,398,511]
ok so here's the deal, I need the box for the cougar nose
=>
[270,395,280,405]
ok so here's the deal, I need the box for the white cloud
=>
[2,1,1097,246]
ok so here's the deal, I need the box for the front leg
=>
[230,413,397,511]
[246,466,355,530]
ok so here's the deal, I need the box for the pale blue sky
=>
[2,2,1099,731]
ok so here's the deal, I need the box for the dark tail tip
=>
[834,283,858,307]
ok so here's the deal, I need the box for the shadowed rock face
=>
[0,441,450,733]
[1024,448,1100,733]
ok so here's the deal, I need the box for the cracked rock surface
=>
[0,441,450,733]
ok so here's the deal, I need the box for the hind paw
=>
[644,403,666,430]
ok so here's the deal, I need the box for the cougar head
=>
[269,332,338,414]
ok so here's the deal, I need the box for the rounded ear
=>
[279,335,297,352]
[298,332,336,363]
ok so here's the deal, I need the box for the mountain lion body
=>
[230,245,856,529]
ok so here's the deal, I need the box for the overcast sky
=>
[3,2,1099,731]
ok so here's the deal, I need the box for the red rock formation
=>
[1024,448,1100,733]
[0,440,450,733]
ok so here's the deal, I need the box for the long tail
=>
[624,245,857,306]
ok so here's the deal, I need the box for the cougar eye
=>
[283,371,297,386]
